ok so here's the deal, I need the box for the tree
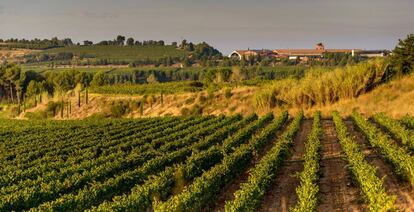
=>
[216,68,232,83]
[126,37,135,46]
[186,42,195,52]
[83,40,93,46]
[146,73,159,84]
[91,71,108,87]
[116,35,126,45]
[75,72,93,107]
[26,80,39,106]
[391,34,414,75]
[180,39,188,49]
[230,66,247,83]
[4,64,21,103]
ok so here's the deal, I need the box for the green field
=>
[42,45,187,61]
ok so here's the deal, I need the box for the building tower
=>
[315,43,325,50]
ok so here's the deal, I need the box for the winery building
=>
[229,43,390,60]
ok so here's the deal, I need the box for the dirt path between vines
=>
[317,120,366,212]
[209,119,292,211]
[345,119,414,211]
[256,119,312,212]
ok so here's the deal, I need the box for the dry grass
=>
[16,73,414,119]
[0,48,38,63]
[306,73,414,118]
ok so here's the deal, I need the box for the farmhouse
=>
[229,43,390,60]
[229,49,274,60]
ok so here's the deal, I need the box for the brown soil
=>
[317,120,366,212]
[345,120,414,211]
[257,119,312,212]
[209,119,292,211]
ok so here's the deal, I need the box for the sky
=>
[0,0,413,54]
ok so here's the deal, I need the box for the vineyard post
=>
[85,87,89,105]
[78,90,81,108]
[140,100,144,116]
[60,100,64,118]
[67,100,71,118]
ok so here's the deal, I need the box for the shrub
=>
[185,96,195,105]
[44,101,63,117]
[108,101,131,118]
[198,94,208,104]
[225,88,233,99]
[24,111,48,120]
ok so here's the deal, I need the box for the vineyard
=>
[0,112,413,211]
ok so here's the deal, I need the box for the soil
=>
[317,120,366,212]
[345,119,414,211]
[257,119,312,212]
[209,119,293,212]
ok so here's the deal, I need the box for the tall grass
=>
[254,58,389,109]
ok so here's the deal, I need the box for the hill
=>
[15,72,413,120]
[42,45,187,61]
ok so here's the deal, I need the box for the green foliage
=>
[352,110,414,187]
[90,71,108,87]
[224,88,232,99]
[42,45,187,62]
[373,112,414,151]
[90,81,203,95]
[292,111,322,212]
[225,111,302,211]
[401,115,414,129]
[1,116,241,211]
[0,37,72,49]
[108,101,132,118]
[390,34,414,75]
[154,112,288,211]
[88,116,247,211]
[180,104,204,116]
[333,111,396,211]
[44,101,63,117]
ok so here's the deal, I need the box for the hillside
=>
[310,73,414,117]
[42,45,187,61]
[17,73,414,120]
[0,48,38,63]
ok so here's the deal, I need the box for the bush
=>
[180,104,203,116]
[198,94,208,104]
[191,104,203,115]
[225,88,232,99]
[44,101,63,117]
[24,111,48,120]
[180,107,190,116]
[108,101,131,118]
[185,96,196,105]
